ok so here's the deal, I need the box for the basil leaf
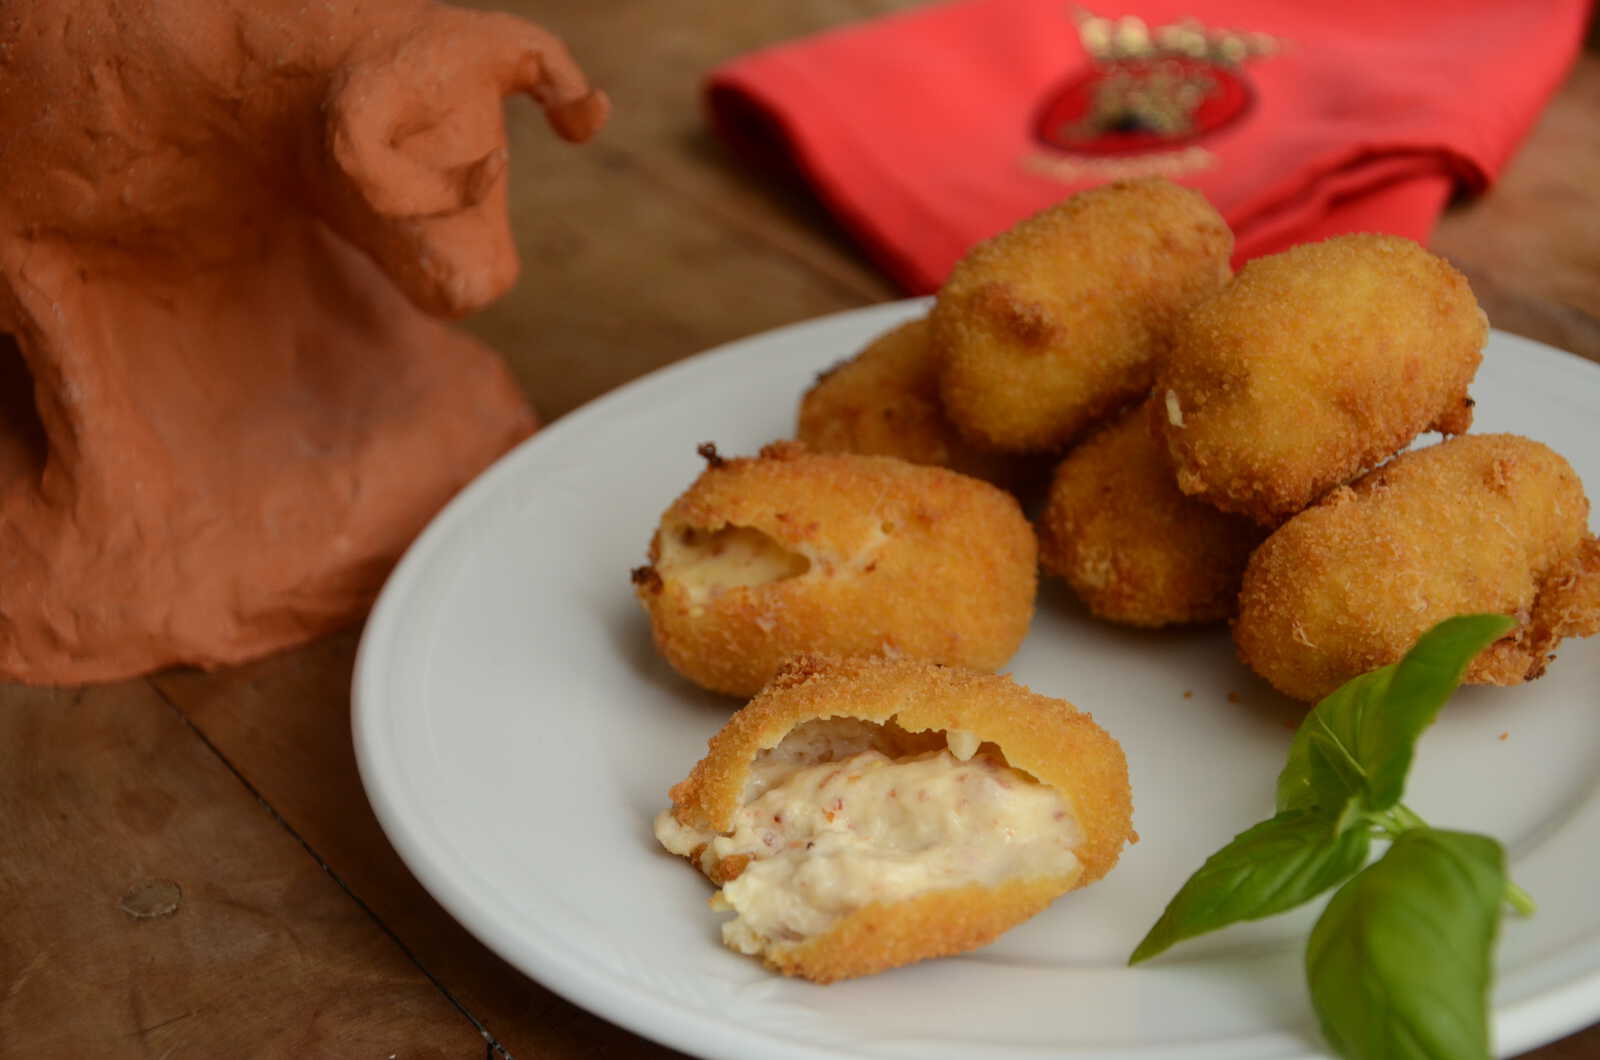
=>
[1307,829,1505,1060]
[1307,723,1372,803]
[1129,809,1371,964]
[1360,615,1515,808]
[1277,668,1389,814]
[1277,615,1514,814]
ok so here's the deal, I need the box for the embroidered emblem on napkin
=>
[1028,8,1279,183]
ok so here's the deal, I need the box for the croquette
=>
[932,178,1232,453]
[654,654,1134,982]
[1234,434,1600,702]
[1157,234,1487,525]
[1038,398,1268,627]
[633,442,1036,696]
[796,316,1048,496]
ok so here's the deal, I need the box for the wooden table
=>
[5,3,1598,1056]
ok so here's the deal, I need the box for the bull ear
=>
[326,11,608,220]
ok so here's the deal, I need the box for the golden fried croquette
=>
[1038,398,1268,627]
[633,442,1036,696]
[796,316,1049,496]
[1157,234,1487,525]
[1234,434,1600,702]
[932,178,1232,453]
[655,654,1134,982]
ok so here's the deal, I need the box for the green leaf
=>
[1307,721,1374,802]
[1361,615,1515,807]
[1277,615,1515,814]
[1278,668,1390,814]
[1129,809,1371,964]
[1307,829,1505,1060]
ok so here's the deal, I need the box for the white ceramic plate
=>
[354,300,1600,1060]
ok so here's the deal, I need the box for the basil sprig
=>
[1130,614,1530,1060]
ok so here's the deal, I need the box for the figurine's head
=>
[0,0,608,317]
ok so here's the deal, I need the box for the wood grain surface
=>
[3,3,1598,1058]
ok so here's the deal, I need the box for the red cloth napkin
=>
[707,1,1591,293]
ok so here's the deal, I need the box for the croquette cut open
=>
[633,442,1037,696]
[655,654,1135,982]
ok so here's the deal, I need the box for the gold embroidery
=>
[1028,7,1281,180]
[1062,8,1277,144]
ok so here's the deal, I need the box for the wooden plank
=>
[150,635,686,1060]
[0,678,484,1057]
[1433,54,1600,363]
[460,105,892,424]
[515,0,916,300]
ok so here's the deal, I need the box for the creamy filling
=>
[656,524,809,603]
[655,729,1082,955]
[655,520,893,610]
[1164,388,1185,428]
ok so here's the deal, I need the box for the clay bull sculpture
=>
[0,0,608,683]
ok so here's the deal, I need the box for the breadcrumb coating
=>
[634,442,1036,696]
[797,316,1050,497]
[1234,434,1599,701]
[933,178,1232,453]
[661,654,1134,982]
[1157,234,1487,524]
[1038,398,1268,627]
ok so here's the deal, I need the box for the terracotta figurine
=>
[0,0,608,683]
